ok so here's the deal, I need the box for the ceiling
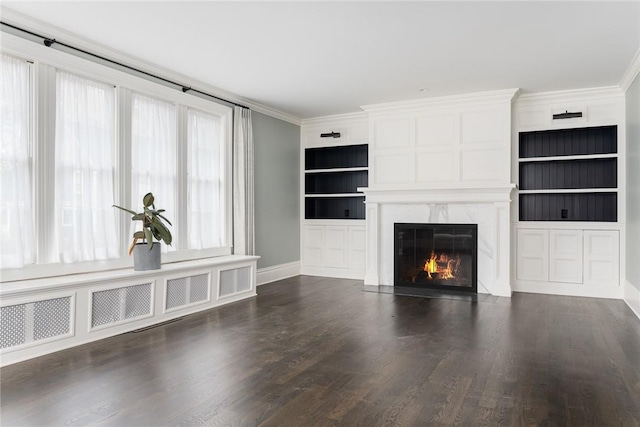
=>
[2,1,639,119]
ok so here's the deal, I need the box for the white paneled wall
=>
[363,90,517,189]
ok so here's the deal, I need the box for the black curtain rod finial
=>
[43,38,55,47]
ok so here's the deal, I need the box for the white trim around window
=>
[1,34,233,283]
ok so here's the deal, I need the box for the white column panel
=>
[302,226,324,267]
[324,226,347,268]
[348,226,366,272]
[415,151,456,183]
[373,116,411,149]
[460,109,504,144]
[549,230,583,283]
[516,229,549,282]
[583,230,619,286]
[364,203,380,286]
[415,113,458,147]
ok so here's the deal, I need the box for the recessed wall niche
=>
[518,125,617,222]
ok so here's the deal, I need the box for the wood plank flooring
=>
[2,275,640,426]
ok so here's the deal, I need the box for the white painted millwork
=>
[516,229,549,282]
[0,256,258,367]
[301,112,368,148]
[512,88,625,299]
[515,227,620,297]
[364,89,517,189]
[549,230,583,284]
[300,113,369,280]
[583,230,620,286]
[301,223,366,280]
[359,89,517,297]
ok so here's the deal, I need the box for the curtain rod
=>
[0,21,250,110]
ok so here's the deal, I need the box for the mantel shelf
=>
[358,184,516,204]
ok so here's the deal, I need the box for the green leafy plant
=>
[113,192,172,255]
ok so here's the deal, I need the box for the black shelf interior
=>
[519,158,617,190]
[305,144,368,170]
[518,125,618,222]
[519,125,617,158]
[305,170,368,194]
[519,193,617,222]
[305,197,365,220]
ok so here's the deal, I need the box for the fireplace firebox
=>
[394,223,477,293]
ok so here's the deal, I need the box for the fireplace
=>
[394,223,478,293]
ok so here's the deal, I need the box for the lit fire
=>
[423,251,461,280]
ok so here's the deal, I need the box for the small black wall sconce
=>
[320,131,341,138]
[553,110,582,120]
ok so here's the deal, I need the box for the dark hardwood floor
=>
[2,275,640,426]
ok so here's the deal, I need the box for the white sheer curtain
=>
[0,54,36,268]
[131,93,177,252]
[55,71,118,263]
[232,106,254,255]
[188,109,223,249]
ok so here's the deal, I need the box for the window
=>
[0,54,35,269]
[188,108,225,249]
[55,71,118,263]
[131,93,177,253]
[0,41,233,281]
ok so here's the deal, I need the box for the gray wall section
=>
[627,73,640,290]
[252,111,300,269]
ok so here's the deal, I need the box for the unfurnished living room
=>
[1,1,639,426]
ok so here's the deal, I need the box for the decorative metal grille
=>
[124,284,152,319]
[1,296,72,349]
[219,270,236,296]
[189,274,209,303]
[236,267,251,292]
[1,304,26,349]
[92,283,152,328]
[166,277,188,309]
[219,267,251,297]
[33,297,71,341]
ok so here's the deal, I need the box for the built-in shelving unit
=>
[518,125,618,222]
[304,144,368,220]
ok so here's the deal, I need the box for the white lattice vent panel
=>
[219,266,252,298]
[166,273,210,310]
[91,283,152,328]
[1,297,71,350]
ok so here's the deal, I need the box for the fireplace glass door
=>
[394,223,477,293]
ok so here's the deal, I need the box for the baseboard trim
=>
[256,261,300,286]
[300,266,365,281]
[623,280,640,321]
[513,280,623,299]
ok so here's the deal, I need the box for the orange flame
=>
[423,251,460,280]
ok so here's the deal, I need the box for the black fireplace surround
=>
[394,223,478,293]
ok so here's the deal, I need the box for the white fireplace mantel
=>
[359,184,515,204]
[360,185,515,297]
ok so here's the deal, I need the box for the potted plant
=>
[113,192,172,271]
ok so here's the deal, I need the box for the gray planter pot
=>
[133,243,161,271]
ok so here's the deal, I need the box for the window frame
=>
[0,34,233,282]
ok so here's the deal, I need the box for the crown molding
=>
[0,7,301,126]
[301,111,367,126]
[361,88,520,114]
[620,47,640,93]
[514,86,625,107]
